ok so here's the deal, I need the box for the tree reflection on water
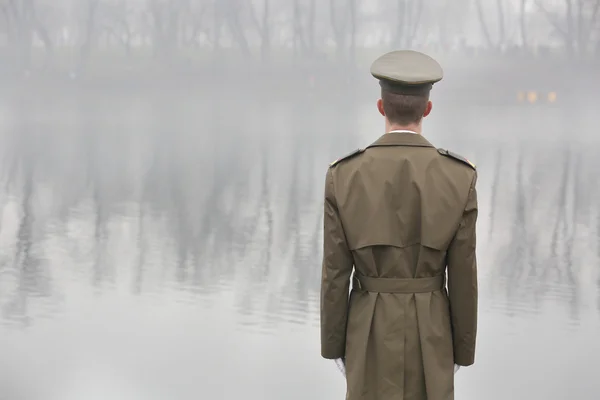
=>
[0,94,598,330]
[487,140,599,324]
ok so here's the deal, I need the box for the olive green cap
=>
[370,50,443,95]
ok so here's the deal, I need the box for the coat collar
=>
[367,131,435,149]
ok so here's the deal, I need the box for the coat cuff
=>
[321,345,345,360]
[454,353,475,367]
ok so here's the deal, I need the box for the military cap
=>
[370,50,443,95]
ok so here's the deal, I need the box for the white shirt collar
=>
[387,129,418,135]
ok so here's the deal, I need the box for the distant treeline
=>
[2,0,600,75]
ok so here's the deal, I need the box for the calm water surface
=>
[0,89,599,400]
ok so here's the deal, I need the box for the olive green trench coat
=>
[320,132,478,400]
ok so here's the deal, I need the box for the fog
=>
[1,1,600,400]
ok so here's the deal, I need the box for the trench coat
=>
[320,132,478,400]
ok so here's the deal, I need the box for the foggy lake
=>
[0,79,598,400]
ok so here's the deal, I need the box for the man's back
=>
[320,50,479,400]
[321,132,478,400]
[332,133,475,279]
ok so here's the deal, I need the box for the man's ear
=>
[377,98,385,116]
[423,100,433,117]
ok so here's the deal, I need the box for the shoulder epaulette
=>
[329,148,365,168]
[437,148,476,169]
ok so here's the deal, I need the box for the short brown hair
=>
[381,88,429,125]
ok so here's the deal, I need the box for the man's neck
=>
[386,123,422,135]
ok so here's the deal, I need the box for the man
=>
[320,50,478,400]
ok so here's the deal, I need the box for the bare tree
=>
[3,0,53,70]
[220,0,252,59]
[288,0,321,60]
[535,0,600,57]
[179,0,212,50]
[429,0,473,53]
[474,0,509,50]
[292,0,303,58]
[349,0,357,62]
[248,0,270,61]
[147,0,182,61]
[520,0,530,49]
[77,0,100,74]
[307,0,316,57]
[329,0,358,62]
[100,1,137,57]
[393,0,423,49]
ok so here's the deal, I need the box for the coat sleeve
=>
[320,167,354,360]
[447,171,478,366]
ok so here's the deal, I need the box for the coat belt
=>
[352,273,445,293]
